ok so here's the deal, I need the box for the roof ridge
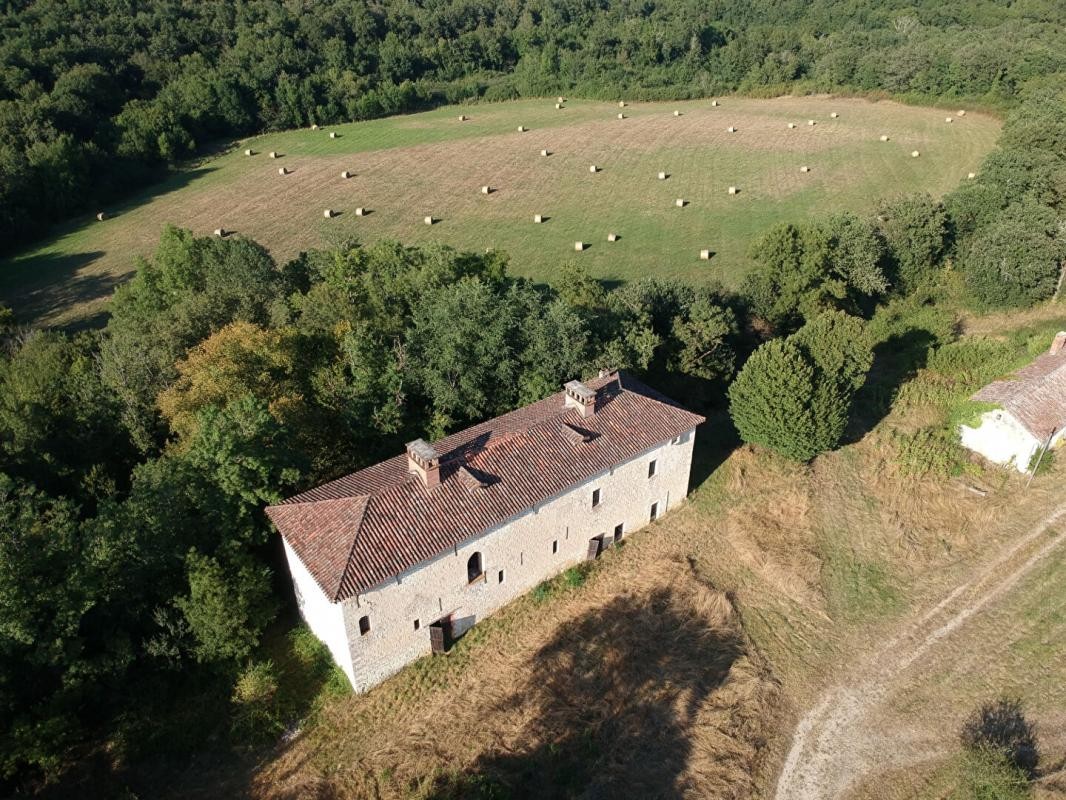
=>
[329,495,370,602]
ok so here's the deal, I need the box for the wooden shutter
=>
[586,535,603,560]
[430,622,446,654]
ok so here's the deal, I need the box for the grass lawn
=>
[0,95,1000,328]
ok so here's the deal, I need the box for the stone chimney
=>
[406,439,441,489]
[1051,331,1066,356]
[564,380,596,418]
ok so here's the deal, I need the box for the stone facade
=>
[286,427,697,692]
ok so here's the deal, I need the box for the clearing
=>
[1,95,999,328]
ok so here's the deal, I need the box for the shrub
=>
[954,748,1031,800]
[230,660,283,744]
[960,698,1039,778]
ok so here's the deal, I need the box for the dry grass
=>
[252,542,780,800]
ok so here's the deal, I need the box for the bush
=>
[230,660,283,744]
[954,748,1031,800]
[960,698,1039,778]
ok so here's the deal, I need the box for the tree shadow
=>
[0,251,122,328]
[846,326,941,441]
[426,585,744,799]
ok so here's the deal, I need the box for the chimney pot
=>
[564,380,597,417]
[1051,332,1066,356]
[406,439,441,489]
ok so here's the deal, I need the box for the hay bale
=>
[244,148,253,156]
[711,100,719,106]
[658,171,667,180]
[968,172,976,179]
[458,114,467,121]
[728,186,738,195]
[517,125,526,132]
[533,214,543,223]
[424,216,434,225]
[808,119,816,126]
[213,228,224,237]
[574,241,586,251]
[340,170,351,179]
[800,166,810,173]
[958,109,966,116]
[481,185,491,194]
[557,96,565,103]
[541,149,550,157]
[323,209,334,219]
[618,101,626,108]
[788,122,796,129]
[880,135,889,142]
[555,103,562,109]
[269,151,278,158]
[946,117,953,123]
[727,126,736,133]
[700,249,711,260]
[589,165,598,173]
[830,112,839,118]
[329,132,337,139]
[617,113,625,119]
[311,124,319,130]
[96,211,107,221]
[675,198,685,207]
[607,233,618,242]
[278,167,287,175]
[355,207,366,216]
[911,150,920,158]
[673,109,681,116]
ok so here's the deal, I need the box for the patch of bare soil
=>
[253,550,780,800]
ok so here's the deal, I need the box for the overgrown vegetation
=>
[3,0,1066,794]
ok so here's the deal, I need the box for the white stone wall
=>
[336,427,697,692]
[959,410,1042,473]
[281,538,356,685]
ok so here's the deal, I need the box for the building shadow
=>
[425,585,744,799]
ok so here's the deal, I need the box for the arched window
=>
[467,552,483,583]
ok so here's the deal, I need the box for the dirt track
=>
[773,502,1066,799]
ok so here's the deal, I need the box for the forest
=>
[2,0,1066,251]
[1,0,1066,794]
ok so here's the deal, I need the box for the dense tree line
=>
[3,0,1066,251]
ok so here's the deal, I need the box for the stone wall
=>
[335,427,698,692]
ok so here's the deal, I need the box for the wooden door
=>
[586,535,603,560]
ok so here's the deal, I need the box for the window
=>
[413,619,420,631]
[467,552,483,583]
[498,569,505,584]
[648,460,657,478]
[552,540,559,554]
[359,615,371,636]
[650,502,658,521]
[592,488,601,507]
[614,523,624,541]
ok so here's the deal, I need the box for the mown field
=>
[1,95,1000,328]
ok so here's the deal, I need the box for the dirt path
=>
[773,502,1066,800]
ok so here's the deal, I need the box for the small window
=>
[467,552,483,583]
[592,488,601,507]
[650,502,658,521]
[359,615,371,636]
[648,460,657,478]
[498,569,505,584]
[614,523,624,541]
[413,619,420,631]
[552,540,559,554]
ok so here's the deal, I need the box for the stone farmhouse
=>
[959,332,1066,472]
[266,372,704,692]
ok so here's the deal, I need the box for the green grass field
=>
[0,95,1000,328]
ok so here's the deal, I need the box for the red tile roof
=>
[972,348,1066,439]
[266,372,704,601]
